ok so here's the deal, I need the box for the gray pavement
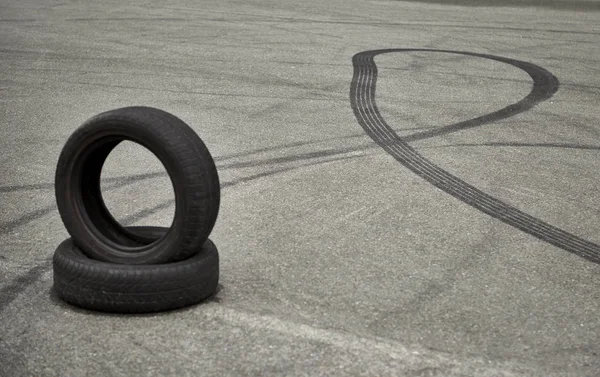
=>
[1,0,599,376]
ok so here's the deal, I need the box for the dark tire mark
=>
[432,141,600,151]
[398,50,559,142]
[350,48,600,264]
[0,132,379,194]
[0,263,51,313]
[398,0,600,12]
[0,153,360,313]
[0,143,369,233]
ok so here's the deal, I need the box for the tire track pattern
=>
[350,48,600,264]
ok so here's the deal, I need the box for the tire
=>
[55,106,220,265]
[52,227,219,314]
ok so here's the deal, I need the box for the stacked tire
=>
[52,107,221,314]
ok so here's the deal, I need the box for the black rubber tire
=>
[52,227,219,314]
[55,106,220,265]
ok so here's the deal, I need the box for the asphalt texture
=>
[1,0,599,376]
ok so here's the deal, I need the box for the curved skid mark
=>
[350,48,600,264]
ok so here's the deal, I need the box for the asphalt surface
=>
[1,0,599,376]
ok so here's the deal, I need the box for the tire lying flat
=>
[52,227,219,314]
[54,106,220,265]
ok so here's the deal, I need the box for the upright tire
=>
[55,106,220,265]
[52,227,219,314]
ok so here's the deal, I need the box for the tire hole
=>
[99,140,175,231]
